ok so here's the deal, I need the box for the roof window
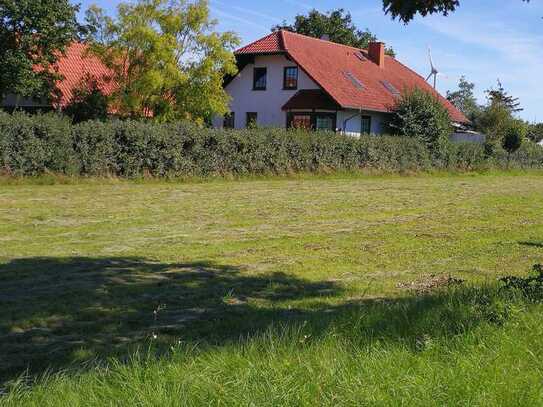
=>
[343,71,364,90]
[381,80,400,97]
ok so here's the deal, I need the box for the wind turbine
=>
[425,46,444,89]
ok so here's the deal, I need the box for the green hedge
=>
[1,111,542,177]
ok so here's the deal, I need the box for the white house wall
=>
[337,110,390,136]
[215,54,392,135]
[215,54,320,129]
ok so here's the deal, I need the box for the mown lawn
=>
[1,173,543,405]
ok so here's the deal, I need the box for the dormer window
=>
[283,67,298,90]
[253,67,267,90]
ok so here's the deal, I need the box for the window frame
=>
[286,112,337,131]
[246,112,258,128]
[253,67,267,91]
[223,112,235,129]
[361,115,372,135]
[283,66,299,90]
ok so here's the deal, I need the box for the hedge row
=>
[1,111,542,177]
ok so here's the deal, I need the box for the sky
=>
[75,0,543,121]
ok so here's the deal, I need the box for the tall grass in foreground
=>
[4,284,543,406]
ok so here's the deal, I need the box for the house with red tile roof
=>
[215,30,467,135]
[1,42,114,112]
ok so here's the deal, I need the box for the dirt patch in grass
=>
[397,274,465,294]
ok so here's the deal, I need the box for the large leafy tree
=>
[85,0,239,123]
[383,0,530,23]
[0,0,79,102]
[446,76,480,121]
[273,8,395,56]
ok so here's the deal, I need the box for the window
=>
[343,71,364,90]
[223,112,235,129]
[287,112,336,131]
[315,114,335,131]
[361,115,372,134]
[246,112,258,128]
[253,67,267,90]
[283,67,298,90]
[289,113,312,129]
[354,52,367,62]
[381,80,400,97]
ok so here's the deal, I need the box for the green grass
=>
[1,173,543,405]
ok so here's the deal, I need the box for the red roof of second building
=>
[52,42,115,107]
[235,30,467,123]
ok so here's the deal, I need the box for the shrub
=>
[500,264,543,302]
[502,120,526,156]
[0,111,77,175]
[1,111,542,178]
[388,88,452,156]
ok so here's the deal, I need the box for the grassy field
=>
[1,173,543,405]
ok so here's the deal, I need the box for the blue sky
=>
[75,0,543,121]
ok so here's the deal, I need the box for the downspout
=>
[342,109,362,135]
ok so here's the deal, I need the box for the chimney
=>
[368,42,385,68]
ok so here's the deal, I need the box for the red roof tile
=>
[235,31,468,123]
[52,42,115,107]
[235,31,284,55]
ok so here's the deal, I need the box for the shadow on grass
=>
[519,240,543,249]
[0,257,341,383]
[0,257,511,385]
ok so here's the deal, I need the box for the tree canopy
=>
[486,79,523,114]
[446,76,479,121]
[84,0,239,123]
[382,0,530,23]
[0,0,79,101]
[272,8,395,56]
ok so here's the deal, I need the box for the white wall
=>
[214,54,319,129]
[337,110,390,136]
[214,54,392,135]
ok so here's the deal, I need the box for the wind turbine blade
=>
[426,72,433,82]
[428,47,435,70]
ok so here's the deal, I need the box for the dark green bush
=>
[1,111,542,177]
[0,111,77,175]
[388,88,452,157]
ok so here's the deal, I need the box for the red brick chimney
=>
[368,42,385,68]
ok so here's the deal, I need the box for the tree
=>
[273,8,395,57]
[85,0,239,123]
[486,79,522,114]
[382,0,529,23]
[389,88,452,154]
[527,123,543,143]
[474,80,523,145]
[63,74,109,123]
[446,76,480,121]
[502,120,526,165]
[0,0,79,102]
[502,121,525,154]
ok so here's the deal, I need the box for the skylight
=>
[381,80,400,97]
[354,52,367,62]
[343,71,364,90]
